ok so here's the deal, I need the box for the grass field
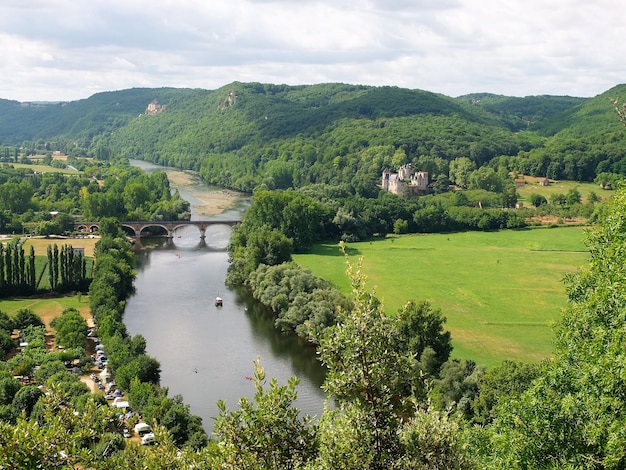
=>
[19,237,99,258]
[6,163,79,175]
[0,236,97,341]
[515,175,611,204]
[0,294,92,331]
[293,226,590,367]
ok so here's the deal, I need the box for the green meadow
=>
[293,226,590,367]
[0,294,91,329]
[515,176,611,204]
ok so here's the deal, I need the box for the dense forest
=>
[2,82,626,194]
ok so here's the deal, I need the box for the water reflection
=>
[124,232,327,435]
[125,160,327,434]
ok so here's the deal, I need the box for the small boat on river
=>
[215,295,223,307]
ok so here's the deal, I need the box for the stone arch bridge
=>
[74,220,239,239]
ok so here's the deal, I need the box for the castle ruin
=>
[381,164,429,196]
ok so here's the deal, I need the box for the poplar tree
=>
[28,245,35,289]
[0,243,4,289]
[47,244,53,290]
[52,244,59,290]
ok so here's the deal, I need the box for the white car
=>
[141,432,156,446]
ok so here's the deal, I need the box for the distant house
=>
[382,164,429,196]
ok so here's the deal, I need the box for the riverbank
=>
[164,169,244,217]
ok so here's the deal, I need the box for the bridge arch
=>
[75,223,100,233]
[74,220,239,240]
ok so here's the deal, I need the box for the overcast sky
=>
[1,0,624,102]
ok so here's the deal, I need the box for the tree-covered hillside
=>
[455,93,587,131]
[0,88,194,148]
[2,82,626,190]
[108,82,539,191]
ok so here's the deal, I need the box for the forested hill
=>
[455,93,588,132]
[109,82,531,190]
[2,82,626,190]
[0,88,196,148]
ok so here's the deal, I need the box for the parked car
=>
[134,422,152,437]
[141,433,157,446]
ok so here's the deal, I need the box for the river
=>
[123,161,327,435]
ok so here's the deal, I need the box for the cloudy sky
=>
[1,0,624,102]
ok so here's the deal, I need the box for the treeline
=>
[45,243,89,292]
[0,240,89,298]
[87,219,208,449]
[0,160,190,236]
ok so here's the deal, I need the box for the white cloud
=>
[0,0,624,101]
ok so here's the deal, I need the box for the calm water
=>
[124,161,327,435]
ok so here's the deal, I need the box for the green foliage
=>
[11,308,44,330]
[11,385,43,417]
[50,308,88,349]
[530,193,548,207]
[397,300,453,374]
[114,354,161,391]
[319,253,414,466]
[248,262,348,342]
[472,360,540,425]
[213,357,317,468]
[316,249,472,468]
[431,360,485,419]
[0,330,15,361]
[450,157,477,189]
[397,404,474,470]
[0,375,21,407]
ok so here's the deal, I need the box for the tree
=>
[0,330,15,361]
[472,360,540,425]
[393,219,409,234]
[50,308,88,350]
[468,166,504,193]
[12,385,43,417]
[12,309,44,331]
[397,300,453,374]
[529,193,547,207]
[0,310,13,332]
[114,355,161,390]
[317,251,417,469]
[0,181,33,213]
[316,249,472,468]
[566,187,582,205]
[449,157,476,189]
[0,376,21,406]
[550,192,567,206]
[213,357,317,468]
[37,220,61,237]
